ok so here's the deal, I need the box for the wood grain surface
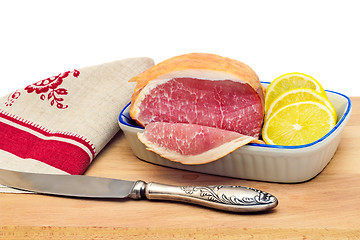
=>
[1,98,360,239]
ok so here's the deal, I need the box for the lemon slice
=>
[265,88,337,121]
[265,72,327,112]
[262,101,336,146]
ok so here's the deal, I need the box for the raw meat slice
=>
[135,77,263,137]
[130,53,265,138]
[138,122,256,164]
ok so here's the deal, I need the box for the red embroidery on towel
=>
[24,70,80,109]
[5,90,21,106]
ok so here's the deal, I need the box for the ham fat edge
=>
[129,53,265,164]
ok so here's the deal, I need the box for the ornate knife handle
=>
[129,181,278,212]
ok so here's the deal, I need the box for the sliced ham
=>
[138,122,256,165]
[129,53,265,164]
[136,77,263,137]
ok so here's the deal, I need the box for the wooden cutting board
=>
[1,98,360,239]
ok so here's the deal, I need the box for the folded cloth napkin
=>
[0,57,154,193]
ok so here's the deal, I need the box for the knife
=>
[0,168,278,212]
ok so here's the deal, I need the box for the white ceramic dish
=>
[118,82,352,183]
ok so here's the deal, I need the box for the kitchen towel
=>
[0,57,154,193]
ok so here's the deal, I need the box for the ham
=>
[138,122,256,165]
[135,77,263,137]
[130,53,265,164]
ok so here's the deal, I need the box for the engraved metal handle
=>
[129,181,278,212]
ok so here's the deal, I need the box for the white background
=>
[0,0,359,97]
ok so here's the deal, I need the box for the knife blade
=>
[0,168,278,212]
